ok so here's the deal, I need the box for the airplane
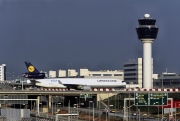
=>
[22,61,46,79]
[24,61,126,90]
[34,78,126,90]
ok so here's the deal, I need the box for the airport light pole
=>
[162,73,164,121]
[162,72,164,89]
[115,94,116,114]
[21,78,23,90]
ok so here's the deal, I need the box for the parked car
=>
[110,110,116,113]
[132,113,137,116]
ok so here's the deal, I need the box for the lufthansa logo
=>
[28,66,35,72]
[97,80,117,82]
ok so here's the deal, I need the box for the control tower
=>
[136,14,158,89]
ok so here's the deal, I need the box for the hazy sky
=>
[0,0,179,77]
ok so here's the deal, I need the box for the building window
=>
[124,74,137,76]
[124,64,137,67]
[103,74,112,76]
[92,74,101,76]
[114,74,122,76]
[124,69,137,71]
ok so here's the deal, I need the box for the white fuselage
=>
[35,78,126,88]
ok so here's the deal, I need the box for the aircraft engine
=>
[77,86,91,91]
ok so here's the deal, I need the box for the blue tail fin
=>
[25,61,40,73]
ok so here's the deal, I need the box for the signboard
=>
[134,93,168,106]
[86,94,92,98]
[149,93,168,106]
[80,94,92,98]
[135,93,148,106]
[80,94,85,98]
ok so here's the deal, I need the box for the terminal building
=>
[49,68,124,80]
[153,73,180,88]
[49,69,78,78]
[79,68,124,80]
[0,64,6,81]
[49,70,56,78]
[58,69,66,77]
[123,58,143,88]
[68,69,78,77]
[123,58,158,88]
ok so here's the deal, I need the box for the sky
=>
[0,0,179,77]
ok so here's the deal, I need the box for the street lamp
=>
[89,101,93,121]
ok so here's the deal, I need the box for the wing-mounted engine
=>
[77,85,91,91]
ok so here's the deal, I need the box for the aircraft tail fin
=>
[25,61,40,73]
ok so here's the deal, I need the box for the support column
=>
[37,96,40,103]
[96,94,100,109]
[48,95,52,108]
[37,96,40,111]
[143,41,153,89]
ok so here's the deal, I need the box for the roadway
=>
[0,90,178,95]
[0,90,117,95]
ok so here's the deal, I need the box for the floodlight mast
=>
[136,14,158,89]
